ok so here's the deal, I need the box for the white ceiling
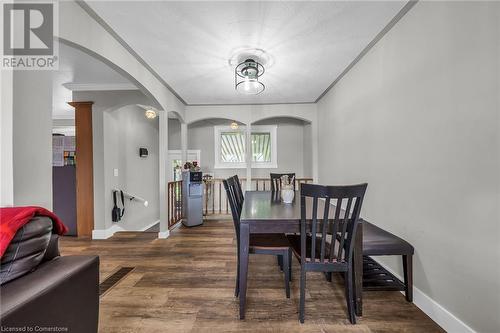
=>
[53,42,131,119]
[87,1,406,105]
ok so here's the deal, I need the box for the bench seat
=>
[363,221,414,256]
[361,220,414,302]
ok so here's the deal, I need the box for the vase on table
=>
[281,184,295,204]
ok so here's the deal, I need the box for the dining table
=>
[238,190,364,319]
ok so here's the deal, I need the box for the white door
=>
[167,150,201,182]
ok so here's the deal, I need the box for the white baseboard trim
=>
[92,224,123,239]
[374,258,476,333]
[158,230,170,239]
[139,220,160,231]
[92,220,160,239]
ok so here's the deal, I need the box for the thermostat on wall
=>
[139,148,148,158]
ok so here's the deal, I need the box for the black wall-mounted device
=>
[139,147,148,158]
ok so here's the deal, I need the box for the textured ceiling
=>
[87,1,406,105]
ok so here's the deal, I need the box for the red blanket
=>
[0,206,68,257]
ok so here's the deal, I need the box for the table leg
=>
[353,222,363,316]
[239,223,250,319]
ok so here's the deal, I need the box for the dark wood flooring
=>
[59,219,444,333]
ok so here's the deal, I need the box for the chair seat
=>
[250,233,290,250]
[287,235,346,263]
[362,221,414,256]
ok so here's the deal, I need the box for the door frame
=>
[167,150,201,182]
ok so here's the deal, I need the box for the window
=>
[214,125,277,169]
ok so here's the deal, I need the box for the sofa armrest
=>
[0,255,99,333]
[42,234,60,262]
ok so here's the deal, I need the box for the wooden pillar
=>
[68,102,94,237]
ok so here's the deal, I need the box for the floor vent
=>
[99,267,135,296]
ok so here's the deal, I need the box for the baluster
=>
[169,183,173,227]
[172,183,175,225]
[180,181,183,219]
[204,182,208,215]
[212,182,215,214]
[167,183,170,227]
[176,182,180,223]
[219,181,222,213]
[171,183,174,226]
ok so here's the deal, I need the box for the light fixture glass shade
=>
[236,79,265,95]
[235,58,265,95]
[145,109,157,119]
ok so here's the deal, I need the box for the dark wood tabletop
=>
[240,191,350,224]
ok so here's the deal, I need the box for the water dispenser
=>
[182,171,203,227]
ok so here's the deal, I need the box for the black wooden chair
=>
[270,173,296,192]
[288,183,367,324]
[223,176,292,299]
[233,175,244,209]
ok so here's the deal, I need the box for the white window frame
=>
[214,125,277,169]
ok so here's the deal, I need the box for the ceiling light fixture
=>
[230,121,239,130]
[144,109,157,119]
[235,58,265,95]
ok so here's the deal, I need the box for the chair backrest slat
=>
[233,175,244,209]
[320,197,330,263]
[270,173,296,192]
[300,183,367,265]
[337,197,353,261]
[310,197,318,261]
[223,176,243,245]
[329,201,342,262]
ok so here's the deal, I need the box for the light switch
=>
[113,168,119,177]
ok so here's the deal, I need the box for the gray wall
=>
[168,117,181,150]
[317,2,499,332]
[168,118,313,180]
[1,70,13,206]
[13,71,53,209]
[75,91,159,232]
[108,105,159,230]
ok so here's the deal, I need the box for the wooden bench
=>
[362,220,414,302]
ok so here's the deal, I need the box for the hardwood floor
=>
[60,219,444,333]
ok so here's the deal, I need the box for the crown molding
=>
[315,0,418,103]
[63,82,139,91]
[187,102,316,107]
[76,0,187,105]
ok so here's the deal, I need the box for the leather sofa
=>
[0,217,99,333]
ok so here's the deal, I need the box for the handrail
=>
[166,177,314,222]
[202,177,313,215]
[113,189,148,207]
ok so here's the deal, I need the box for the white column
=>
[311,118,319,183]
[158,110,169,238]
[12,71,53,209]
[245,124,252,190]
[0,69,13,206]
[181,122,188,164]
